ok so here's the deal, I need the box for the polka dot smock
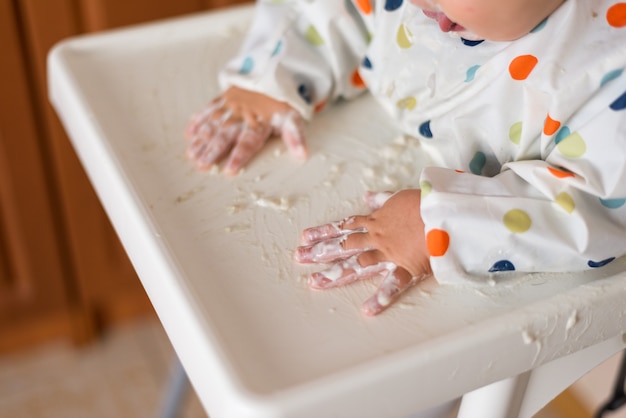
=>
[219,0,626,284]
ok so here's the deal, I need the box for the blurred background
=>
[0,0,624,416]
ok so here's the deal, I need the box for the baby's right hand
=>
[184,86,308,175]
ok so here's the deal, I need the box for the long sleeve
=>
[420,1,626,282]
[420,54,626,284]
[218,0,372,120]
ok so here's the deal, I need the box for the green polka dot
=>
[396,24,413,48]
[239,57,254,74]
[555,192,575,213]
[509,122,522,145]
[465,65,480,82]
[555,126,571,144]
[306,25,324,46]
[557,132,586,158]
[469,151,486,175]
[600,197,626,209]
[420,181,432,197]
[271,40,283,56]
[601,69,623,86]
[503,209,531,233]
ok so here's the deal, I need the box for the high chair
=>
[48,5,626,417]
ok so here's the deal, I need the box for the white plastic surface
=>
[48,5,626,418]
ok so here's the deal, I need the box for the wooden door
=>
[17,0,160,330]
[77,0,253,33]
[5,0,252,348]
[0,0,76,351]
[0,0,253,352]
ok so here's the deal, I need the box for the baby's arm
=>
[421,78,626,282]
[294,74,626,315]
[186,0,371,173]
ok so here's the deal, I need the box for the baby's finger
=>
[223,124,272,176]
[186,136,208,162]
[184,98,224,138]
[363,191,394,210]
[299,217,355,245]
[361,268,421,316]
[341,228,375,253]
[294,235,366,264]
[186,124,215,161]
[275,111,308,160]
[300,215,371,245]
[300,222,343,245]
[195,124,241,170]
[308,255,391,289]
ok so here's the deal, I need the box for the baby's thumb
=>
[277,110,308,160]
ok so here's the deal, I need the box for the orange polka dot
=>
[351,69,366,88]
[548,167,575,178]
[607,3,626,28]
[355,0,373,15]
[427,229,450,257]
[543,114,561,136]
[314,100,327,114]
[509,55,538,80]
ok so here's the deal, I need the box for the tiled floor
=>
[0,317,623,418]
[0,318,206,418]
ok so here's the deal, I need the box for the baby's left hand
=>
[184,87,307,175]
[294,189,432,316]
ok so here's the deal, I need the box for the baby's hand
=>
[185,86,308,175]
[294,190,432,316]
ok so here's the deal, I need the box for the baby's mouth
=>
[422,10,466,32]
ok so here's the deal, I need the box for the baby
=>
[185,0,626,315]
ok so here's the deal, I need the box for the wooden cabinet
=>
[0,0,251,352]
[0,0,76,351]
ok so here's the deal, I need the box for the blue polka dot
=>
[461,38,484,47]
[298,84,312,104]
[601,69,623,86]
[362,56,373,69]
[600,197,626,209]
[419,120,433,138]
[465,65,480,82]
[555,126,571,144]
[271,41,283,56]
[384,0,403,11]
[610,91,626,111]
[469,151,486,175]
[239,57,254,74]
[531,18,548,33]
[588,257,616,268]
[489,260,516,272]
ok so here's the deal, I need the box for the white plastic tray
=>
[48,5,626,417]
